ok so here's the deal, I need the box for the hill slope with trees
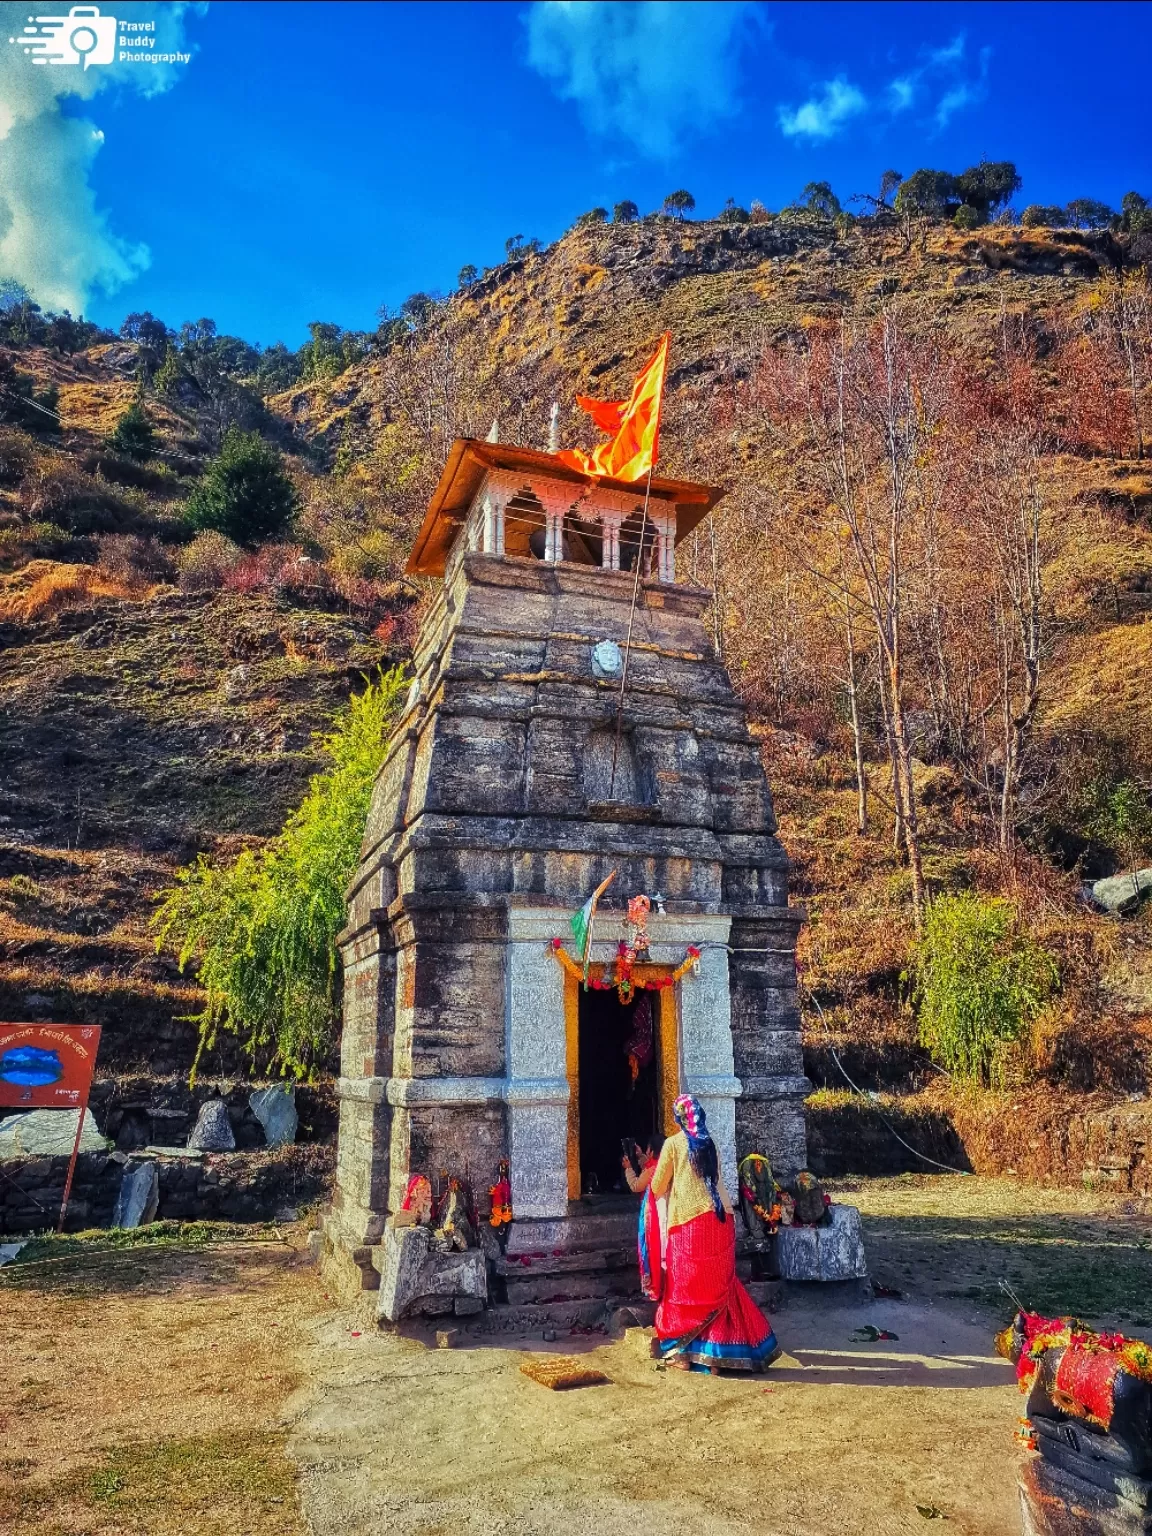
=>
[1,176,1151,1183]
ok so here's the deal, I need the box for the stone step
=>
[494,1244,636,1279]
[504,1269,638,1306]
[464,1296,611,1336]
[506,1208,638,1256]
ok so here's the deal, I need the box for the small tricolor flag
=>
[570,870,617,986]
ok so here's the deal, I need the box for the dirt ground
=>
[3,1177,1150,1536]
[0,1224,324,1536]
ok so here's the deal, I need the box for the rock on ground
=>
[777,1203,869,1282]
[112,1159,160,1228]
[1093,868,1152,916]
[249,1084,298,1147]
[187,1098,235,1152]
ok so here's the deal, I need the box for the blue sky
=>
[3,0,1150,346]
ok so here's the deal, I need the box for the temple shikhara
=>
[325,433,810,1284]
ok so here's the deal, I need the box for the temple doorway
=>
[577,988,660,1196]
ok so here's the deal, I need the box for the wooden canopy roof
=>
[405,439,724,577]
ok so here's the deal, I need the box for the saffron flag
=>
[558,333,670,483]
[570,870,617,985]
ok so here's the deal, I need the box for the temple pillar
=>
[652,507,676,583]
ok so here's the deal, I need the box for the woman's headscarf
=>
[673,1093,725,1222]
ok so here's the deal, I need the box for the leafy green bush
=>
[1081,777,1152,864]
[0,353,59,433]
[1065,197,1115,230]
[184,426,299,546]
[895,168,961,219]
[154,667,407,1078]
[914,893,1057,1087]
[956,160,1020,219]
[952,204,982,230]
[106,400,155,462]
[1022,204,1066,228]
[800,180,841,219]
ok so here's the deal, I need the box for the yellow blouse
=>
[649,1130,734,1231]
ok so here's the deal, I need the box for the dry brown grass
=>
[1045,619,1152,770]
[0,559,148,623]
[838,1172,1152,1324]
[0,1230,329,1536]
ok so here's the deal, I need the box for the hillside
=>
[1,210,1151,1189]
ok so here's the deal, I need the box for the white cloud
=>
[934,47,990,127]
[0,1,204,314]
[887,77,914,113]
[881,33,991,131]
[777,77,866,142]
[525,0,763,159]
[927,36,965,68]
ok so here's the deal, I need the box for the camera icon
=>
[11,6,117,70]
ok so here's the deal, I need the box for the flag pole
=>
[57,1096,89,1234]
[582,868,617,986]
[608,460,656,801]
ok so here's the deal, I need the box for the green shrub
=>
[0,354,59,433]
[175,530,243,591]
[663,189,696,220]
[106,400,155,462]
[184,426,299,546]
[154,667,407,1077]
[1081,777,1152,864]
[952,204,982,230]
[914,893,1057,1087]
[1022,204,1066,228]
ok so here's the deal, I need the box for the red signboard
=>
[0,1023,102,1110]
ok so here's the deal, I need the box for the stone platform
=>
[776,1205,868,1283]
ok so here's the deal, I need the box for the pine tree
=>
[184,426,299,546]
[106,399,155,462]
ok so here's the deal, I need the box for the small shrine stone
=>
[249,1085,298,1147]
[374,1224,432,1322]
[777,1204,868,1282]
[112,1161,160,1229]
[372,1222,488,1323]
[187,1099,235,1152]
[0,1107,106,1158]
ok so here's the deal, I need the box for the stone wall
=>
[84,1075,337,1153]
[0,1144,334,1235]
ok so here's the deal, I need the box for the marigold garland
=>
[551,937,701,1001]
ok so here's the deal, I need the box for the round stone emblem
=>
[591,639,623,679]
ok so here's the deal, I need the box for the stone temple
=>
[327,438,808,1271]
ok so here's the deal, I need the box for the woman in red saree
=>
[647,1095,780,1372]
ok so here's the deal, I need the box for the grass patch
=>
[0,1221,283,1291]
[839,1175,1152,1329]
[1,1431,299,1536]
